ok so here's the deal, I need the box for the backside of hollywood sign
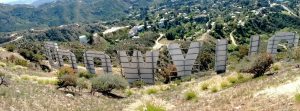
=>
[43,32,299,84]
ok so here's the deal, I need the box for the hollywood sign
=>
[44,32,299,84]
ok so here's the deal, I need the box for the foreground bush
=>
[57,67,76,78]
[184,90,197,101]
[76,78,91,92]
[295,93,300,103]
[242,53,273,78]
[91,74,129,94]
[78,71,95,79]
[56,67,77,90]
[292,47,300,61]
[57,74,77,90]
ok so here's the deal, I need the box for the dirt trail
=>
[152,33,165,50]
[230,31,238,46]
[255,77,300,97]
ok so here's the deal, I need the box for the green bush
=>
[184,90,197,101]
[146,88,159,95]
[76,78,91,91]
[56,67,77,89]
[78,71,95,79]
[57,67,75,78]
[200,82,209,90]
[220,80,231,89]
[210,86,219,93]
[125,89,134,96]
[237,45,249,59]
[91,74,129,94]
[132,80,146,88]
[242,53,273,78]
[295,93,300,103]
[0,62,6,67]
[138,103,166,111]
[292,48,300,61]
[57,74,77,89]
[237,73,244,80]
[15,59,28,67]
[5,44,16,52]
[227,76,238,84]
[166,32,176,40]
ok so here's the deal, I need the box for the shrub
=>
[21,75,31,80]
[237,73,244,80]
[78,71,95,79]
[166,32,175,40]
[12,65,27,70]
[138,103,166,111]
[14,59,28,67]
[295,93,300,103]
[146,88,159,95]
[210,86,219,93]
[220,80,231,89]
[57,67,75,78]
[200,82,209,90]
[57,74,77,90]
[227,76,238,84]
[237,45,249,59]
[160,64,177,82]
[243,53,273,78]
[271,63,280,72]
[125,89,134,96]
[292,48,300,61]
[184,90,197,101]
[5,44,16,52]
[91,74,129,94]
[132,80,146,88]
[0,62,6,67]
[76,78,91,91]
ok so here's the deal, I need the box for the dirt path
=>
[269,1,297,17]
[0,36,23,46]
[152,33,165,50]
[197,29,211,41]
[230,31,238,46]
[103,26,129,35]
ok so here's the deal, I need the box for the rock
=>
[66,93,74,98]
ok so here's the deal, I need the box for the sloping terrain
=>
[0,55,300,110]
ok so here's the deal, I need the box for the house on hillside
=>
[129,25,144,37]
[79,35,88,44]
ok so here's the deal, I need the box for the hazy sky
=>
[0,0,17,3]
[0,0,38,3]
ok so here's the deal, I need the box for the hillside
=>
[0,0,136,32]
[1,0,300,110]
[0,47,300,110]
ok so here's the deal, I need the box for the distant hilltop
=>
[0,0,56,6]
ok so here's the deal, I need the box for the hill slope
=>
[0,0,135,32]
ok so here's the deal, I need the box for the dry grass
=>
[0,61,300,110]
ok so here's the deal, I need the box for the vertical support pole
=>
[151,51,155,84]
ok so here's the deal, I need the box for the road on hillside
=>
[0,34,23,47]
[152,33,165,50]
[230,30,238,46]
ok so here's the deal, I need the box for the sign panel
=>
[83,51,112,74]
[44,42,59,67]
[57,49,78,72]
[249,35,260,56]
[267,32,299,56]
[119,51,159,84]
[167,42,201,77]
[215,39,228,74]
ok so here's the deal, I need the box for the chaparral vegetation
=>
[1,0,300,110]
